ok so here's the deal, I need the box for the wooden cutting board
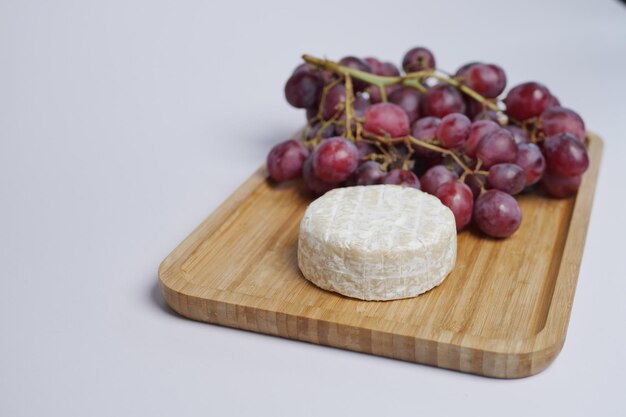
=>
[159,133,602,378]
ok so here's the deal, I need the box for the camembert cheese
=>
[298,185,457,301]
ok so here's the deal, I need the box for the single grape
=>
[306,122,335,140]
[545,95,561,108]
[473,190,522,238]
[353,92,371,117]
[388,87,421,123]
[363,102,410,137]
[542,132,589,176]
[381,169,420,188]
[420,165,459,195]
[266,139,309,182]
[303,156,335,195]
[539,106,586,142]
[504,82,551,121]
[423,84,466,118]
[338,56,372,91]
[365,57,400,76]
[462,63,506,98]
[356,141,376,160]
[487,163,526,195]
[284,71,323,109]
[476,128,518,168]
[540,169,582,198]
[504,125,530,145]
[355,161,385,185]
[436,113,471,148]
[411,116,441,157]
[402,47,436,72]
[435,182,474,230]
[312,137,359,183]
[322,84,346,120]
[472,108,500,123]
[455,62,481,77]
[292,63,315,75]
[464,120,501,158]
[515,143,545,186]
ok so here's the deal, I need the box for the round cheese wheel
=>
[298,185,457,301]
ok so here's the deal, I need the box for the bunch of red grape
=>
[267,47,590,238]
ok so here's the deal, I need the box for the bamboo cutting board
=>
[159,134,602,378]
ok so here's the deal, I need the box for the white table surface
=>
[1,0,625,415]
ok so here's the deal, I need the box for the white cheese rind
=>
[297,185,457,301]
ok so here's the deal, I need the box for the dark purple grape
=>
[462,63,507,98]
[420,165,459,195]
[473,190,522,238]
[293,63,315,75]
[355,161,385,185]
[411,116,441,157]
[322,84,346,120]
[542,132,589,176]
[338,56,372,91]
[515,143,545,186]
[504,125,530,145]
[266,139,309,182]
[402,47,436,72]
[388,87,421,123]
[423,85,466,118]
[352,92,371,117]
[540,169,581,198]
[413,155,444,176]
[539,106,586,142]
[284,71,323,109]
[435,182,474,230]
[464,120,500,158]
[487,163,526,195]
[436,113,471,149]
[306,122,335,140]
[464,173,486,198]
[476,128,518,168]
[312,137,359,183]
[381,169,420,188]
[356,141,376,160]
[364,103,410,137]
[504,82,551,121]
[303,156,335,195]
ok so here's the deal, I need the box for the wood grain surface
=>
[159,133,602,378]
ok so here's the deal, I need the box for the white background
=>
[1,0,625,415]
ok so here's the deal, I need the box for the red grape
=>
[365,57,400,76]
[381,169,420,188]
[423,84,466,118]
[473,190,522,238]
[504,125,530,145]
[355,161,385,185]
[464,120,500,158]
[504,82,551,121]
[545,95,560,108]
[462,63,506,98]
[515,143,545,186]
[303,157,335,195]
[364,103,410,137]
[312,137,359,183]
[539,106,586,142]
[420,165,459,195]
[411,116,441,157]
[436,113,471,148]
[322,84,346,120]
[540,169,582,198]
[435,182,474,230]
[266,139,309,182]
[487,163,526,195]
[402,47,436,72]
[388,87,421,123]
[542,132,589,176]
[476,128,518,168]
[284,71,323,109]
